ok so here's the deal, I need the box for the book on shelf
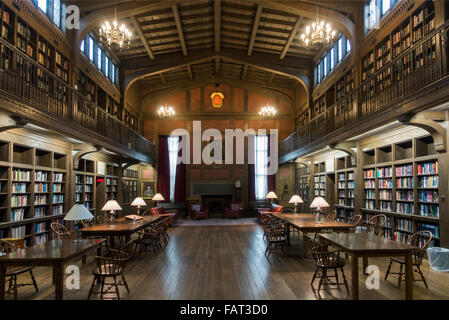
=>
[53,173,64,182]
[34,183,48,193]
[35,171,49,181]
[34,194,47,206]
[419,190,438,203]
[417,161,438,175]
[418,176,438,188]
[52,184,62,193]
[34,207,45,218]
[52,194,64,203]
[13,169,30,181]
[11,195,28,207]
[12,182,27,193]
[11,208,25,222]
[419,203,439,218]
[396,202,413,214]
[11,226,26,238]
[396,218,413,232]
[52,204,64,215]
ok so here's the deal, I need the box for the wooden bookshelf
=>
[55,51,69,82]
[359,135,440,247]
[123,168,138,205]
[74,159,96,216]
[0,140,68,246]
[295,165,310,211]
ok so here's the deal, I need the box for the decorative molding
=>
[73,145,102,170]
[329,141,357,166]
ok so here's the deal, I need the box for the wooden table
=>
[318,232,415,300]
[271,213,353,256]
[0,239,104,300]
[80,215,161,246]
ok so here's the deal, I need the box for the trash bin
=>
[427,247,449,272]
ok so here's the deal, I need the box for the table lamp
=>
[64,204,94,243]
[289,195,303,214]
[266,191,277,204]
[101,200,122,222]
[131,197,147,215]
[310,196,329,224]
[152,193,165,206]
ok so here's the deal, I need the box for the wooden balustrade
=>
[281,23,449,162]
[0,38,154,161]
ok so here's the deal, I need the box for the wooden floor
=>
[8,221,449,300]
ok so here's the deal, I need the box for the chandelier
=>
[157,106,175,118]
[301,11,336,48]
[99,3,132,50]
[259,106,277,117]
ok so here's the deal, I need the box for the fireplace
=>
[201,195,233,218]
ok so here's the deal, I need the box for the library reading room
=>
[1,0,449,306]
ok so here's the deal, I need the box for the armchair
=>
[148,207,179,226]
[189,204,208,220]
[257,204,283,221]
[225,203,243,219]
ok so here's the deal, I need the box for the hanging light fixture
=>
[300,7,337,49]
[259,105,277,117]
[157,82,175,118]
[99,1,132,50]
[157,106,175,118]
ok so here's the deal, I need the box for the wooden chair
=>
[364,214,387,236]
[385,231,433,288]
[348,215,362,233]
[0,240,38,299]
[141,209,151,216]
[306,235,349,295]
[81,219,94,228]
[96,215,107,224]
[264,221,288,258]
[50,222,71,239]
[87,249,130,300]
[326,210,337,221]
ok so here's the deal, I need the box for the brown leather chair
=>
[149,207,180,225]
[225,203,243,218]
[257,204,283,221]
[189,204,208,219]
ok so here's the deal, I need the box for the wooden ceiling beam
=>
[130,16,155,60]
[247,4,263,56]
[172,4,188,56]
[159,73,167,86]
[214,0,221,53]
[187,65,194,80]
[241,65,248,80]
[280,16,303,60]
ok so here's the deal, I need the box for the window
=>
[382,0,391,15]
[331,47,335,70]
[53,0,61,27]
[315,35,351,87]
[111,64,115,83]
[89,37,94,61]
[255,135,268,200]
[80,40,85,52]
[33,0,65,32]
[168,136,180,202]
[366,0,397,33]
[37,0,47,13]
[105,56,109,77]
[338,38,343,61]
[97,48,102,69]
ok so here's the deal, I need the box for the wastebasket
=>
[427,247,449,272]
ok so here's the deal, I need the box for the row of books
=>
[379,190,392,200]
[52,184,63,192]
[12,182,27,193]
[378,178,393,188]
[365,180,375,189]
[11,195,27,207]
[377,167,392,178]
[34,183,48,193]
[53,195,64,203]
[365,190,375,199]
[53,204,64,215]
[397,190,413,201]
[396,165,413,176]
[11,208,25,221]
[397,177,414,188]
[418,190,438,203]
[418,176,438,188]
[35,171,48,182]
[417,161,438,175]
[34,233,49,245]
[35,222,46,233]
[34,195,47,205]
[396,218,413,232]
[379,201,393,212]
[11,226,25,238]
[419,223,439,238]
[53,173,64,182]
[34,207,45,218]
[13,169,30,181]
[397,202,414,214]
[419,203,439,218]
[364,169,375,179]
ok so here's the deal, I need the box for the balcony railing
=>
[281,22,449,160]
[0,37,153,161]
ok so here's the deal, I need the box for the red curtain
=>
[157,136,170,203]
[174,136,186,203]
[248,135,256,201]
[267,134,276,193]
